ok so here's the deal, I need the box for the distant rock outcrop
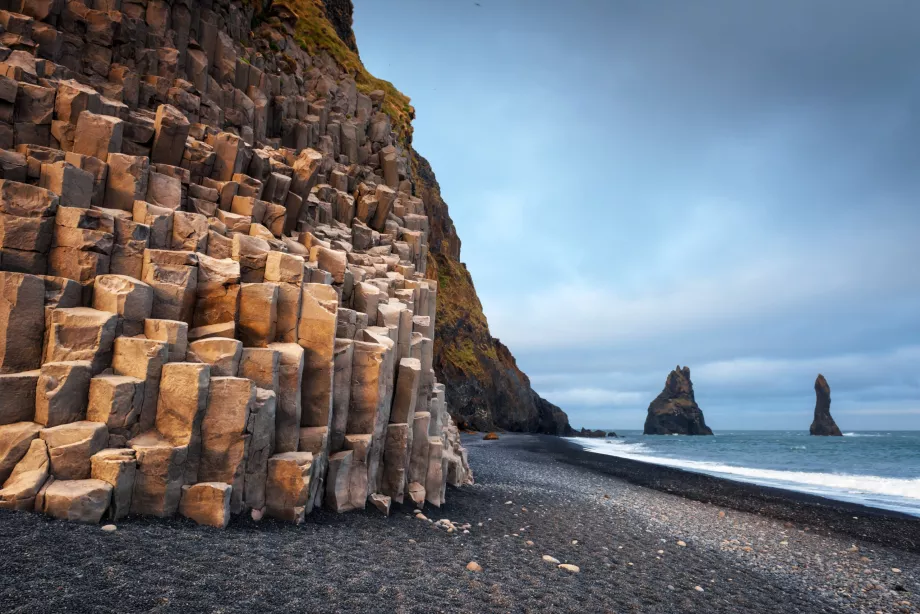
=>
[577,428,607,438]
[643,366,713,435]
[810,375,842,436]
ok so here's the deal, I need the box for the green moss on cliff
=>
[286,0,415,144]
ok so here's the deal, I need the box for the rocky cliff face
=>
[0,0,480,528]
[320,0,358,54]
[810,374,842,436]
[644,366,713,435]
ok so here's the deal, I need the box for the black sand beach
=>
[1,434,917,613]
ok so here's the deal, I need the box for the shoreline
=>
[1,432,917,612]
[532,434,920,552]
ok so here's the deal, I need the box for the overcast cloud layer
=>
[354,0,920,430]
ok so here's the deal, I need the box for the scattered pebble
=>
[415,513,427,521]
[891,568,901,573]
[466,561,482,572]
[694,586,704,592]
[101,525,117,533]
[525,540,534,546]
[558,564,580,573]
[677,540,687,547]
[504,501,513,505]
[542,555,560,564]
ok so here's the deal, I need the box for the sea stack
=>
[643,366,713,435]
[810,374,842,436]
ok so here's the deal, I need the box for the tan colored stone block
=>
[343,434,371,511]
[143,318,188,363]
[39,161,93,208]
[238,347,279,393]
[199,376,253,513]
[90,447,135,520]
[35,361,92,427]
[231,233,269,282]
[309,245,345,283]
[324,449,352,513]
[0,438,48,511]
[0,370,39,425]
[151,104,190,167]
[0,421,42,484]
[265,451,312,523]
[0,271,45,374]
[93,274,154,329]
[329,339,353,453]
[179,482,230,528]
[155,362,209,484]
[129,430,186,517]
[186,337,242,376]
[112,337,168,433]
[86,375,143,447]
[238,283,277,347]
[73,111,123,162]
[171,211,208,252]
[40,420,108,480]
[244,387,275,511]
[41,478,112,523]
[105,154,149,211]
[266,342,303,454]
[43,308,117,374]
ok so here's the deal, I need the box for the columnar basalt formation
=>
[809,374,842,436]
[0,0,472,528]
[643,366,713,436]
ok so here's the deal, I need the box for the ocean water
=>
[572,430,920,516]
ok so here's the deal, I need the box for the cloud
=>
[540,387,645,408]
[354,0,920,429]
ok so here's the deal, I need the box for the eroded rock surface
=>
[0,0,473,528]
[810,374,842,437]
[644,366,713,436]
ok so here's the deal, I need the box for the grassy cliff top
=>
[286,0,415,144]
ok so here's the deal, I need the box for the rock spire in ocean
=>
[643,366,713,435]
[809,374,842,436]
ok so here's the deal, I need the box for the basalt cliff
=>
[0,0,507,527]
[644,366,713,435]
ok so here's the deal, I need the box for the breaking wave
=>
[572,436,920,516]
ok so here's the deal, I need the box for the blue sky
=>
[353,0,920,431]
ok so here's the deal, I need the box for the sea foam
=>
[572,436,920,515]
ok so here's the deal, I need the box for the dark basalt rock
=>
[643,366,713,435]
[810,374,842,436]
[578,428,607,438]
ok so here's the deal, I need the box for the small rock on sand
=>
[466,561,482,572]
[677,540,687,547]
[694,586,705,592]
[558,564,580,573]
[525,540,534,546]
[542,555,560,564]
[891,568,901,573]
[101,525,117,532]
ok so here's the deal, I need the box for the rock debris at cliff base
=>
[0,0,472,528]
